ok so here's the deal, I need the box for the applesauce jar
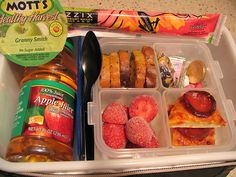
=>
[6,39,77,162]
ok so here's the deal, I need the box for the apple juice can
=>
[5,39,77,162]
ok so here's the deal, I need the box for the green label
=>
[12,79,76,145]
[0,0,68,66]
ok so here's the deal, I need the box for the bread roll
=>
[110,52,121,88]
[142,46,157,88]
[100,54,111,88]
[130,50,146,88]
[118,50,130,87]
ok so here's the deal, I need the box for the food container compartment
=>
[98,38,160,89]
[90,85,170,158]
[162,88,236,154]
[154,42,222,90]
[92,37,236,158]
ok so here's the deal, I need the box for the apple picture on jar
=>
[44,102,74,145]
[5,22,42,37]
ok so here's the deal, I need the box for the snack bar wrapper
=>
[64,8,226,45]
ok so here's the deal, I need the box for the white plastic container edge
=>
[0,27,236,174]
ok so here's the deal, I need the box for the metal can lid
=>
[186,60,206,84]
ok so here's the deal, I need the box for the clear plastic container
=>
[98,38,160,89]
[88,37,236,158]
[89,87,169,158]
[162,88,236,153]
[153,42,220,89]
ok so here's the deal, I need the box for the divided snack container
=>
[89,36,236,159]
[154,42,218,89]
[1,28,236,174]
[163,88,235,152]
[90,88,168,158]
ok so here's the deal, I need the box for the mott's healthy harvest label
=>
[12,80,75,145]
[0,0,68,66]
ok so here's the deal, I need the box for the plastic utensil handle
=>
[82,83,94,160]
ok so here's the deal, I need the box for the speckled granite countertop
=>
[61,0,236,42]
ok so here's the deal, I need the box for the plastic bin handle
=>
[87,102,96,125]
[223,99,236,121]
[212,61,223,79]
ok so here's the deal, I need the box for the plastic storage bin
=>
[89,36,236,159]
[90,88,169,158]
[98,39,160,89]
[1,27,236,175]
[163,88,235,152]
[153,42,217,89]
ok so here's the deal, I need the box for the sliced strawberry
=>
[183,91,216,117]
[176,128,211,140]
[129,95,158,122]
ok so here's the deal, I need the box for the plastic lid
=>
[65,39,74,53]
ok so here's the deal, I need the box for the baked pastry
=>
[110,52,121,88]
[168,91,226,128]
[142,46,157,88]
[118,50,130,87]
[100,55,111,88]
[171,128,215,146]
[169,90,226,146]
[130,50,146,88]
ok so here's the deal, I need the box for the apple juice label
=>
[0,0,68,66]
[12,79,76,145]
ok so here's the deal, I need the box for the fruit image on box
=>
[6,22,42,37]
[44,102,74,144]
